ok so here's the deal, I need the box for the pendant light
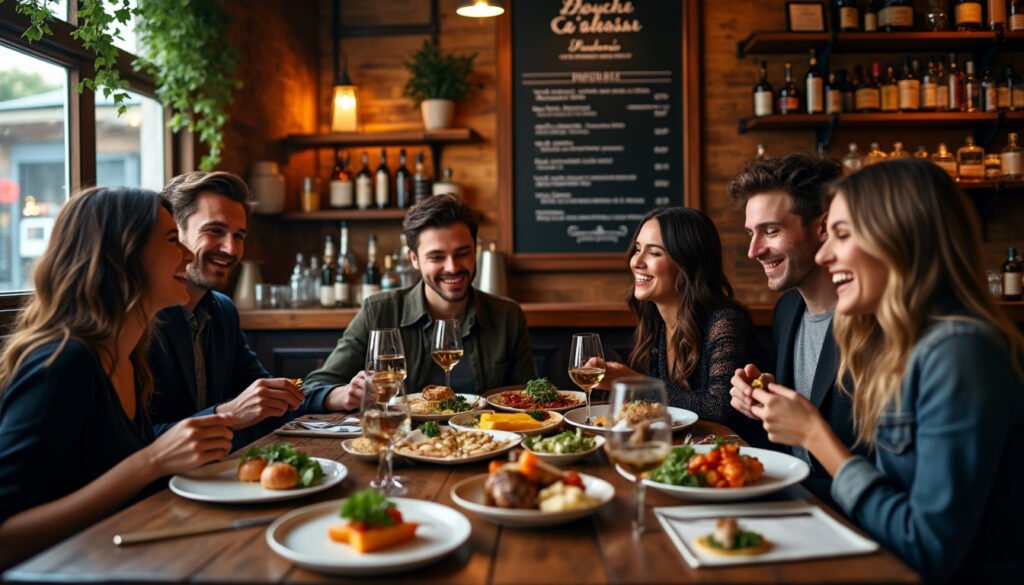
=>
[330,54,359,132]
[456,0,505,18]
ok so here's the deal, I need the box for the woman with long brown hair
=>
[752,158,1023,582]
[599,207,756,423]
[0,187,235,568]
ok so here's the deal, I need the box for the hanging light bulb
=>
[330,56,359,132]
[456,0,505,18]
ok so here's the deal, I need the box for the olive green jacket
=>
[303,282,535,409]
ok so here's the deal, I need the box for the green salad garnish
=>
[240,443,324,487]
[524,429,595,454]
[418,421,441,437]
[437,395,471,413]
[524,377,559,403]
[526,410,547,421]
[340,488,396,527]
[649,445,701,487]
[707,531,764,549]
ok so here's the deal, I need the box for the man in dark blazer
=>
[726,153,860,504]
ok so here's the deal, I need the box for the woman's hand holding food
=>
[142,414,234,478]
[593,361,640,390]
[216,378,305,429]
[324,370,369,411]
[749,382,821,448]
[730,364,773,420]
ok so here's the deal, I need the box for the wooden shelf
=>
[282,128,477,148]
[280,208,407,221]
[739,114,829,132]
[740,112,1023,133]
[958,180,1024,191]
[738,31,1024,57]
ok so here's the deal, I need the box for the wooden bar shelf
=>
[739,112,1016,134]
[281,208,407,221]
[281,128,477,148]
[738,31,1024,57]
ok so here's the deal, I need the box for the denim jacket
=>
[831,317,1024,583]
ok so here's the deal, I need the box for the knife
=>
[112,516,276,546]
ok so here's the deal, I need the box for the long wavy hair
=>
[830,158,1024,446]
[626,207,741,387]
[0,187,169,404]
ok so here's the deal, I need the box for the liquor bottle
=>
[914,145,930,159]
[954,0,984,30]
[925,0,949,29]
[355,151,373,210]
[839,69,855,112]
[964,60,982,112]
[395,234,420,288]
[413,151,432,203]
[825,72,843,114]
[1001,247,1023,301]
[777,62,801,115]
[305,256,320,306]
[1012,0,1024,30]
[335,222,357,307]
[956,135,986,180]
[394,148,412,209]
[432,167,462,197]
[330,150,354,209]
[865,142,889,166]
[289,253,308,308]
[864,0,879,30]
[999,64,1015,110]
[374,148,390,209]
[856,64,882,112]
[320,235,336,308]
[837,0,860,31]
[1002,132,1023,179]
[881,64,900,111]
[1012,64,1024,110]
[898,56,920,112]
[362,234,381,304]
[989,0,1008,30]
[842,142,863,172]
[889,141,910,159]
[880,0,914,31]
[932,143,959,178]
[380,254,400,291]
[752,61,774,117]
[981,66,999,112]
[920,57,938,111]
[936,56,950,110]
[948,55,964,111]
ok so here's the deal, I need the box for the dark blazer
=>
[773,290,861,500]
[147,291,303,448]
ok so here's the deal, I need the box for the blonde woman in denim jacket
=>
[749,158,1023,583]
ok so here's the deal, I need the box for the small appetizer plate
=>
[450,472,613,527]
[394,429,521,465]
[266,498,471,576]
[563,404,699,435]
[340,438,383,462]
[407,393,486,422]
[448,409,563,436]
[522,434,605,466]
[169,458,347,504]
[485,387,587,413]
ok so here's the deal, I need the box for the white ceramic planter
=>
[421,99,455,130]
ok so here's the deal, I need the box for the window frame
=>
[0,2,182,314]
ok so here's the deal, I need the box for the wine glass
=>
[568,333,605,424]
[604,376,672,539]
[363,328,410,496]
[431,318,462,389]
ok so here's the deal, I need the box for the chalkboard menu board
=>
[510,0,685,255]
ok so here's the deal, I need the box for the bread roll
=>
[237,457,267,482]
[260,462,299,490]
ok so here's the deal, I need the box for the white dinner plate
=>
[340,438,383,462]
[618,444,810,502]
[169,458,347,504]
[522,433,605,466]
[406,393,485,421]
[448,409,564,436]
[485,387,587,413]
[394,428,520,465]
[450,472,614,527]
[563,404,699,435]
[266,497,471,576]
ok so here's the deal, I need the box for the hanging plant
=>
[7,0,240,170]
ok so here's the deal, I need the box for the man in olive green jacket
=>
[302,194,535,411]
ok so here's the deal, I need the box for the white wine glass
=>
[431,318,462,389]
[568,332,605,424]
[604,376,672,539]
[363,328,409,496]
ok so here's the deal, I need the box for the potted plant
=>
[402,40,477,130]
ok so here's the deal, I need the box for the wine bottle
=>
[954,0,984,30]
[777,62,801,115]
[981,66,999,112]
[805,50,824,114]
[948,55,964,111]
[897,56,920,112]
[880,0,914,32]
[320,235,336,308]
[362,234,381,304]
[355,151,373,210]
[395,148,412,209]
[335,222,357,308]
[329,150,354,209]
[920,57,938,111]
[374,148,390,209]
[837,0,861,31]
[413,151,432,204]
[1001,247,1022,301]
[1012,0,1024,30]
[964,60,981,112]
[1001,132,1022,179]
[989,0,1008,30]
[752,61,774,117]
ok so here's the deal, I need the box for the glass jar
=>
[249,161,285,214]
[984,153,1002,179]
[300,176,321,212]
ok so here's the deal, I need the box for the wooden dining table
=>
[4,419,919,584]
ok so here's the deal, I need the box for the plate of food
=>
[563,403,699,435]
[450,451,614,527]
[394,424,520,465]
[407,385,485,421]
[341,437,384,462]
[169,443,347,504]
[522,429,605,466]
[266,489,471,576]
[448,409,563,436]
[619,443,810,502]
[486,379,586,413]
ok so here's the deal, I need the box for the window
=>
[0,3,168,296]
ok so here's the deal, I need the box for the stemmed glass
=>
[431,318,463,389]
[604,377,672,539]
[568,333,606,424]
[362,328,410,496]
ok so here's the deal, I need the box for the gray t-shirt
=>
[791,306,834,463]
